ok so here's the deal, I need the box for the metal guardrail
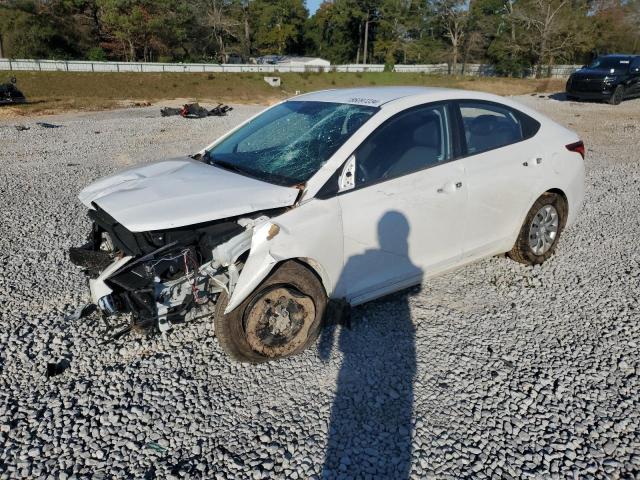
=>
[0,59,580,77]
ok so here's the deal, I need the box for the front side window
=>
[459,102,524,155]
[354,104,452,186]
[206,101,377,186]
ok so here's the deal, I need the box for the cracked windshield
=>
[206,101,377,186]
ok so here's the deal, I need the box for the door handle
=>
[437,181,463,194]
[523,157,543,167]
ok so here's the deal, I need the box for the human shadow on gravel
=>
[318,211,420,479]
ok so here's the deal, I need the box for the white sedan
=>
[71,87,585,362]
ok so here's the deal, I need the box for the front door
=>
[333,102,467,303]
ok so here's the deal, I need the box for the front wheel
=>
[608,85,624,105]
[214,260,327,363]
[508,192,567,265]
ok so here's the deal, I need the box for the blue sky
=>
[307,0,322,14]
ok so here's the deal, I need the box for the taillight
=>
[566,140,585,159]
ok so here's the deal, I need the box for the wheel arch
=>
[226,256,331,314]
[544,188,569,225]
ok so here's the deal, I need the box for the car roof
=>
[292,86,467,107]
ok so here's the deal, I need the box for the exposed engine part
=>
[69,211,271,336]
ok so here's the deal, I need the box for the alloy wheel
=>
[528,205,559,255]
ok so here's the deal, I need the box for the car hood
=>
[573,68,619,79]
[79,157,300,232]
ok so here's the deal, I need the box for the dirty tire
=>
[214,260,327,363]
[608,85,624,105]
[508,192,567,266]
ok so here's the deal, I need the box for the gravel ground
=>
[1,95,639,479]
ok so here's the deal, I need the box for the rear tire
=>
[214,260,327,363]
[508,192,567,266]
[608,85,624,105]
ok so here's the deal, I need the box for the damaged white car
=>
[70,87,585,362]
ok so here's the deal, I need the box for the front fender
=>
[224,197,343,313]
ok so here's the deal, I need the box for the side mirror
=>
[338,155,356,192]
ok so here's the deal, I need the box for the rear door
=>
[453,100,545,258]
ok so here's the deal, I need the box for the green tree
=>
[0,0,84,59]
[250,0,308,55]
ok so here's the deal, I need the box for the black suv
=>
[566,54,640,105]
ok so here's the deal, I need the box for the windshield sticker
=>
[348,97,379,105]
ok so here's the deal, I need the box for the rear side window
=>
[458,101,539,155]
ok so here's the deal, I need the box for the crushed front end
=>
[69,206,270,334]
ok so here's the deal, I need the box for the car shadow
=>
[318,211,422,479]
[548,92,604,104]
[548,92,572,102]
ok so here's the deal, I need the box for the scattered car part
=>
[46,359,71,378]
[64,303,97,321]
[160,103,233,118]
[0,77,26,106]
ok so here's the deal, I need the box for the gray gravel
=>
[1,96,639,479]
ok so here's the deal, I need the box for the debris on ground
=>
[145,442,168,454]
[36,122,62,129]
[64,303,96,321]
[0,77,27,106]
[46,358,71,378]
[14,125,29,131]
[160,103,233,119]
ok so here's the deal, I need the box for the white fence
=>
[0,58,385,73]
[0,58,579,77]
[395,63,581,78]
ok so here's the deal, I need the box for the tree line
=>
[0,0,638,76]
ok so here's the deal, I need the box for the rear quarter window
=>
[458,101,540,155]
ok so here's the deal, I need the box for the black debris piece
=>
[160,107,182,117]
[0,77,27,106]
[46,358,71,378]
[36,122,62,129]
[160,102,233,119]
[64,303,97,321]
